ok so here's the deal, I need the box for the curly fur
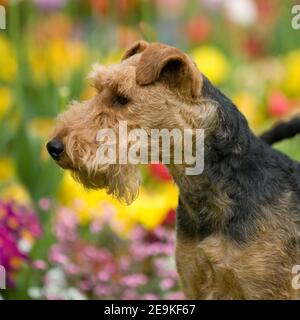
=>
[49,41,300,299]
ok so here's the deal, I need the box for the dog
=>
[47,41,300,299]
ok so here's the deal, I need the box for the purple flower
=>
[0,201,42,287]
[33,0,67,11]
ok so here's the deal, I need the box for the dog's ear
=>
[136,43,202,98]
[122,40,149,61]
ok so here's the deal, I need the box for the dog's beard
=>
[62,137,141,204]
[71,163,141,205]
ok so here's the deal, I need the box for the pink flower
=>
[54,208,77,242]
[94,284,112,297]
[90,220,103,233]
[49,245,69,265]
[143,293,160,300]
[121,274,148,288]
[97,270,110,282]
[32,260,47,270]
[47,208,180,300]
[38,198,52,211]
[160,278,175,290]
[79,280,92,292]
[165,292,185,300]
[123,289,139,300]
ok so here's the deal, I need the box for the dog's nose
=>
[46,139,64,160]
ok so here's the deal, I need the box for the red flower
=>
[255,0,279,23]
[149,164,172,181]
[90,0,109,17]
[242,35,264,58]
[117,0,139,19]
[268,91,291,118]
[163,210,176,225]
[185,16,211,44]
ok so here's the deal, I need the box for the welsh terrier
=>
[47,41,300,299]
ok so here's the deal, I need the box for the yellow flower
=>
[0,157,15,181]
[0,36,17,82]
[233,92,262,129]
[283,50,300,97]
[190,46,230,85]
[28,117,54,139]
[29,39,86,83]
[59,172,118,225]
[0,86,12,119]
[49,40,86,82]
[59,172,179,234]
[102,50,123,66]
[1,183,31,204]
[125,183,178,230]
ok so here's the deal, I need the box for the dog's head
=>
[47,41,218,203]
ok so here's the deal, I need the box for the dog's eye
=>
[114,94,130,107]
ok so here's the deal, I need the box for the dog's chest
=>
[175,229,298,299]
[197,235,235,267]
[175,235,244,299]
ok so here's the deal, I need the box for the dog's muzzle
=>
[46,139,64,160]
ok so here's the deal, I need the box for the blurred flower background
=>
[0,0,300,299]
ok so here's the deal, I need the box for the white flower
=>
[46,268,66,285]
[65,288,87,300]
[18,239,32,253]
[224,0,257,26]
[28,287,44,299]
[41,268,86,300]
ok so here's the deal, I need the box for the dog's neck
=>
[167,76,260,240]
[168,161,234,235]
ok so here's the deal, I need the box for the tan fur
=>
[135,43,202,98]
[176,193,300,299]
[49,41,300,299]
[121,40,149,61]
[50,41,213,204]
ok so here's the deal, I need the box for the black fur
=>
[176,76,300,245]
[260,117,300,145]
